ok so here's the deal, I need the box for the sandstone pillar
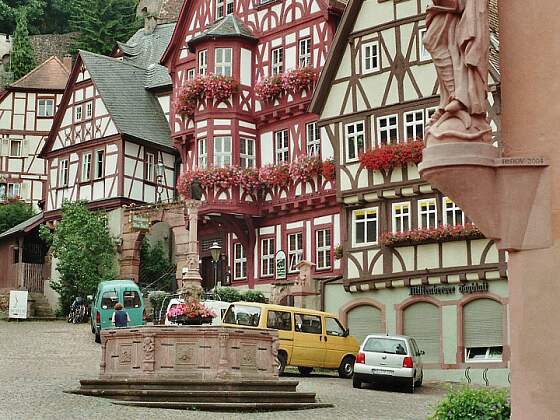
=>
[178,199,203,301]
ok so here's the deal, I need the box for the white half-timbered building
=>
[310,0,508,385]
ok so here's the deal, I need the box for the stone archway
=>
[119,202,189,287]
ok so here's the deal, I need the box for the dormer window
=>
[216,0,234,19]
[215,48,232,76]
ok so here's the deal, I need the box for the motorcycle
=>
[68,296,86,324]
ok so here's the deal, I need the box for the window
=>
[223,304,261,327]
[213,136,232,167]
[363,337,408,355]
[59,159,69,187]
[271,47,283,76]
[316,229,331,270]
[275,129,289,163]
[216,0,233,19]
[267,310,292,331]
[465,347,503,362]
[123,291,141,308]
[361,41,380,73]
[392,202,411,233]
[326,317,346,337]
[215,48,232,76]
[418,198,437,229]
[443,197,465,226]
[101,291,118,310]
[463,298,503,362]
[261,238,275,277]
[240,138,256,168]
[198,50,208,75]
[198,138,207,168]
[146,152,155,182]
[81,152,92,181]
[404,110,424,140]
[295,313,322,334]
[288,232,303,273]
[85,102,93,119]
[10,139,21,157]
[37,99,54,117]
[306,122,320,156]
[187,68,195,79]
[299,38,311,68]
[7,183,20,199]
[377,115,398,145]
[345,121,365,162]
[233,243,247,280]
[419,28,431,60]
[75,105,82,121]
[426,107,437,122]
[95,150,104,179]
[353,208,378,246]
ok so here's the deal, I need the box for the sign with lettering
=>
[131,214,150,231]
[500,157,546,166]
[275,250,287,281]
[9,290,28,319]
[409,281,489,296]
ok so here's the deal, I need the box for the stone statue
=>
[424,0,492,144]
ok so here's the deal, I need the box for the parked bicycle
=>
[68,296,86,324]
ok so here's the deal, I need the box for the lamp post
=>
[156,161,165,203]
[209,242,222,291]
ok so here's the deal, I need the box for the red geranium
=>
[380,224,484,247]
[360,140,424,171]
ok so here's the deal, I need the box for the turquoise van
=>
[90,280,145,343]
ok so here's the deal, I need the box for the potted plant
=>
[166,300,217,325]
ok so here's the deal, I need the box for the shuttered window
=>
[347,305,384,345]
[403,302,441,363]
[463,299,503,348]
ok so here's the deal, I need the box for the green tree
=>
[40,201,116,313]
[0,200,35,234]
[69,0,140,56]
[139,239,175,291]
[10,11,37,80]
[0,0,46,34]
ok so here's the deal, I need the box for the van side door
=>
[266,309,294,362]
[291,313,326,368]
[323,317,352,369]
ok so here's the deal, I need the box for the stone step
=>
[67,389,317,404]
[111,401,333,412]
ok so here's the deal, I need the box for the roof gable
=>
[10,56,69,91]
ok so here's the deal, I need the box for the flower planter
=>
[360,140,424,172]
[380,224,484,247]
[171,316,213,326]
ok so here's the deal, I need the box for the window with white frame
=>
[75,105,82,121]
[419,28,431,60]
[59,159,69,187]
[426,107,437,124]
[418,198,437,229]
[404,110,424,140]
[275,129,289,163]
[271,47,283,76]
[353,208,378,246]
[361,41,380,73]
[392,202,411,233]
[81,152,92,181]
[187,68,196,79]
[233,243,247,280]
[306,122,320,156]
[299,38,311,68]
[216,0,233,19]
[95,150,104,179]
[288,232,303,273]
[198,138,207,168]
[213,136,232,167]
[316,229,331,270]
[443,197,465,226]
[261,238,275,277]
[198,50,208,75]
[377,114,398,145]
[85,101,93,119]
[345,121,365,162]
[215,48,232,76]
[146,152,155,182]
[10,139,22,157]
[38,99,54,117]
[7,183,20,199]
[240,138,256,168]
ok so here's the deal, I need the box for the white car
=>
[353,334,424,393]
[164,299,231,326]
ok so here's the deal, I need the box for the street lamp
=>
[209,242,222,291]
[156,161,165,203]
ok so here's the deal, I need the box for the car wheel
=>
[277,352,287,376]
[352,374,362,389]
[94,330,101,344]
[405,378,415,394]
[415,371,423,387]
[298,367,313,376]
[338,356,355,379]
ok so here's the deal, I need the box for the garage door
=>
[347,305,384,345]
[403,302,441,363]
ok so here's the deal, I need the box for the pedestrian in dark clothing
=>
[112,303,130,328]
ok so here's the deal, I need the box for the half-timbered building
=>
[161,0,346,296]
[310,0,508,384]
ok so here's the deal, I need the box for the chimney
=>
[137,0,163,34]
[63,54,72,71]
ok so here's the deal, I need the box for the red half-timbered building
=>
[162,0,346,294]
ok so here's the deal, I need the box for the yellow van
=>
[222,302,360,378]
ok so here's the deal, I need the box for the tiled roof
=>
[10,56,69,91]
[188,15,257,50]
[80,51,172,150]
[120,23,176,69]
[145,63,172,89]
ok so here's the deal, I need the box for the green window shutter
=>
[403,302,441,363]
[347,305,384,344]
[463,299,503,348]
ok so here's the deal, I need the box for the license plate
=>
[372,369,393,375]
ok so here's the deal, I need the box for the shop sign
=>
[275,250,287,281]
[9,290,28,319]
[409,281,489,296]
[131,214,150,231]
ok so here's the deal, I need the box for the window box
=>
[176,74,239,117]
[255,67,318,102]
[380,223,484,247]
[359,140,424,172]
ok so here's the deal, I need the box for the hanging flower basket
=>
[177,74,239,117]
[360,140,425,172]
[380,224,484,247]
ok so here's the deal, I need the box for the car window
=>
[101,291,118,310]
[295,313,322,334]
[123,291,141,308]
[363,338,408,355]
[326,317,345,336]
[410,339,420,356]
[223,305,261,327]
[267,310,292,331]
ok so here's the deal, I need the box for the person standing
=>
[112,303,130,328]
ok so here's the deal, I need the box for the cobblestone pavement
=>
[0,321,446,420]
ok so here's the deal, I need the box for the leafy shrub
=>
[431,386,511,420]
[242,290,266,303]
[139,240,175,292]
[215,287,242,303]
[148,291,171,324]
